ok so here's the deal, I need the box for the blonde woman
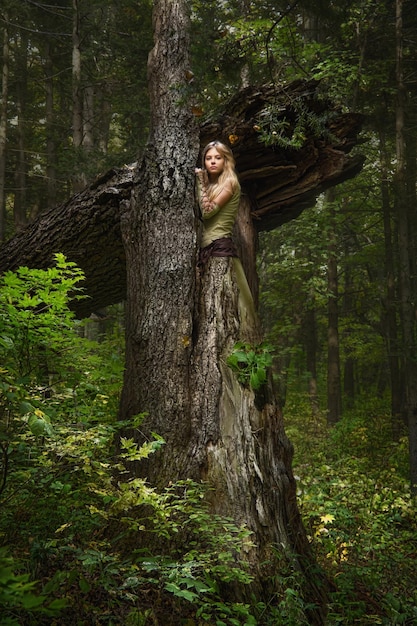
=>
[195,140,257,333]
[195,140,241,256]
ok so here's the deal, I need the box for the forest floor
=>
[285,393,417,625]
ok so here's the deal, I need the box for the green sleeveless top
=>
[198,181,241,248]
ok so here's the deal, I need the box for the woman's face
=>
[205,147,225,178]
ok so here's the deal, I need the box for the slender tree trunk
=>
[406,106,417,313]
[326,189,342,425]
[97,83,112,154]
[13,31,28,231]
[83,84,94,151]
[0,19,9,241]
[305,298,319,415]
[378,127,403,438]
[395,0,417,493]
[342,229,355,408]
[118,0,327,620]
[301,249,319,415]
[72,0,85,192]
[45,44,57,210]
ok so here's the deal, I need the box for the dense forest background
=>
[1,0,417,624]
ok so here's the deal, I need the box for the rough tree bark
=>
[118,0,200,479]
[117,1,329,622]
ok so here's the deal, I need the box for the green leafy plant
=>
[0,548,66,625]
[0,253,85,375]
[226,341,274,391]
[0,254,86,438]
[0,258,128,622]
[133,480,257,625]
[6,252,417,625]
[0,253,264,626]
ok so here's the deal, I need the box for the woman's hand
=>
[195,168,208,186]
[196,168,233,215]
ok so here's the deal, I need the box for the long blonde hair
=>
[201,141,239,201]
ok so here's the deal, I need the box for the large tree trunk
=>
[118,0,199,475]
[117,1,327,622]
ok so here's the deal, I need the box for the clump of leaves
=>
[255,97,336,149]
[0,256,128,622]
[87,433,258,624]
[226,341,273,390]
[0,253,85,377]
[135,480,256,625]
[27,422,258,625]
[0,548,66,625]
[0,253,86,439]
[256,548,316,626]
[0,258,319,625]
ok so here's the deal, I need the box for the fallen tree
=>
[0,79,363,317]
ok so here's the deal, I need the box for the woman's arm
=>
[201,185,233,217]
[195,169,233,217]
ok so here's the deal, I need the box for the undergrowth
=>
[1,259,416,625]
[284,394,417,625]
[0,260,264,625]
